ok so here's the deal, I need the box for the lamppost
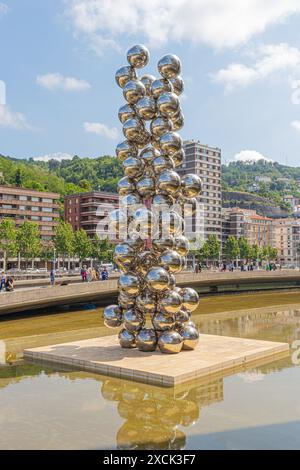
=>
[53,248,56,271]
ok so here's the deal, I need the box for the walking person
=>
[81,266,87,282]
[0,271,6,293]
[5,276,14,292]
[101,267,109,281]
[50,269,56,286]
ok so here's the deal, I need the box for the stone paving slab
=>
[24,334,289,387]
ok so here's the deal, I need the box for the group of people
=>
[80,266,109,282]
[0,271,14,293]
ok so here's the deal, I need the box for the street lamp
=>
[53,248,56,271]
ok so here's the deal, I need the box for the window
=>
[19,195,27,201]
[31,216,40,221]
[2,204,12,209]
[42,216,53,222]
[31,197,39,202]
[42,207,53,213]
[42,198,52,204]
[19,206,26,211]
[31,206,39,212]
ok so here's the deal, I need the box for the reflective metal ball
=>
[122,156,144,178]
[140,146,160,165]
[158,54,182,79]
[118,176,135,196]
[160,290,182,314]
[118,292,135,309]
[116,140,138,161]
[136,175,156,197]
[123,80,146,105]
[178,325,199,350]
[157,170,181,195]
[127,44,150,68]
[160,132,183,156]
[145,267,170,292]
[175,236,189,256]
[136,292,157,314]
[151,78,173,99]
[152,311,175,331]
[115,65,136,88]
[103,305,123,328]
[119,328,137,349]
[118,103,136,124]
[152,155,175,174]
[140,74,156,95]
[157,92,180,118]
[170,76,184,95]
[123,308,145,333]
[152,193,174,208]
[159,249,182,274]
[114,242,135,271]
[135,251,158,276]
[152,237,175,253]
[118,272,141,297]
[171,112,184,131]
[136,328,158,352]
[174,309,190,325]
[181,174,203,198]
[150,116,173,138]
[180,287,200,312]
[172,149,184,167]
[135,96,157,121]
[158,330,183,354]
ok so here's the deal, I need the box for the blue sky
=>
[1,0,300,165]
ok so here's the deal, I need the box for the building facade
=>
[177,140,222,242]
[64,191,119,239]
[0,185,60,241]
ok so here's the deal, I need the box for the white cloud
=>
[213,43,300,92]
[37,73,91,91]
[232,149,274,164]
[65,0,300,53]
[0,3,8,18]
[83,121,119,139]
[0,104,31,130]
[33,153,74,162]
[291,120,300,133]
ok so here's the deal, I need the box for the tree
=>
[0,219,17,271]
[54,221,75,269]
[16,221,41,269]
[207,235,221,266]
[238,237,250,262]
[249,243,259,262]
[15,168,23,187]
[224,236,240,264]
[265,245,278,264]
[92,237,114,262]
[74,229,92,265]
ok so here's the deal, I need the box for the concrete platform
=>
[24,334,289,387]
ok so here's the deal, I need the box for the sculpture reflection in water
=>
[101,377,223,450]
[104,45,202,354]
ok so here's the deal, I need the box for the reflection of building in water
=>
[100,377,223,450]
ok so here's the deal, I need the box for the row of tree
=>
[0,219,114,271]
[194,235,278,265]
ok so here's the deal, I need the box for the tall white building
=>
[177,140,222,242]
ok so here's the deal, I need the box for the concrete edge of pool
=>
[23,334,290,387]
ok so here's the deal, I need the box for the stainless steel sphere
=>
[136,292,157,314]
[145,266,170,292]
[180,287,200,312]
[109,209,127,233]
[127,44,150,68]
[171,112,184,131]
[159,210,184,237]
[135,251,158,276]
[118,103,136,124]
[136,175,156,197]
[159,249,182,274]
[119,328,137,349]
[135,96,157,120]
[160,290,182,314]
[150,116,173,138]
[116,140,138,161]
[136,328,158,352]
[151,78,173,99]
[157,92,180,118]
[158,330,183,354]
[118,292,135,309]
[123,237,145,252]
[172,149,184,167]
[181,174,203,198]
[160,132,183,156]
[115,65,136,88]
[122,156,144,178]
[140,74,156,95]
[152,311,175,331]
[118,176,135,196]
[123,308,145,333]
[118,272,141,297]
[123,80,146,105]
[181,197,197,217]
[132,207,153,232]
[114,242,135,271]
[135,129,151,148]
[175,235,189,256]
[103,305,123,328]
[123,117,144,142]
[152,193,174,208]
[170,76,184,95]
[169,273,176,289]
[152,155,175,174]
[178,325,199,350]
[120,192,142,210]
[158,54,182,79]
[140,146,160,165]
[152,237,175,253]
[151,135,161,151]
[157,170,181,195]
[174,309,190,325]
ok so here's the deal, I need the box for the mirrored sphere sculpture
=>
[104,44,202,354]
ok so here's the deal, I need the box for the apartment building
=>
[0,185,59,240]
[64,191,119,239]
[177,140,222,242]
